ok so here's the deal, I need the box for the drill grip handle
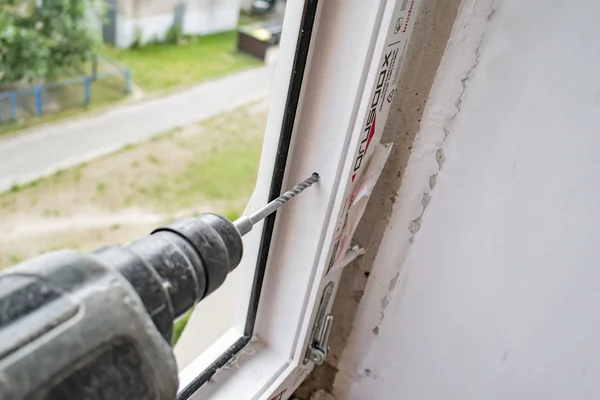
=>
[0,213,244,400]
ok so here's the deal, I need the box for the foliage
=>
[172,308,192,346]
[165,21,184,45]
[0,0,102,85]
[130,25,143,49]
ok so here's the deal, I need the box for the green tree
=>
[0,0,101,85]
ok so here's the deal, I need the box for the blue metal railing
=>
[0,67,132,124]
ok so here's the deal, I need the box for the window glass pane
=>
[0,0,291,383]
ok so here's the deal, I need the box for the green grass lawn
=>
[0,101,267,270]
[0,61,129,137]
[0,29,260,136]
[103,31,261,92]
[0,81,128,137]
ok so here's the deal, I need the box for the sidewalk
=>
[0,64,275,193]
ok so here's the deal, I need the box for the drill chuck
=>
[94,213,243,341]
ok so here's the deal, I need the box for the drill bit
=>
[234,172,320,236]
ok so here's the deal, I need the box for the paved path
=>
[0,65,275,193]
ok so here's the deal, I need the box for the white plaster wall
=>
[184,0,240,36]
[115,0,240,48]
[183,9,238,36]
[116,14,172,47]
[337,0,600,399]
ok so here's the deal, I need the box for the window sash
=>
[177,0,421,397]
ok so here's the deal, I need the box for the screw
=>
[310,348,325,365]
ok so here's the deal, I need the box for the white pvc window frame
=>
[177,0,421,398]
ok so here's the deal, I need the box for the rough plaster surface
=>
[309,390,338,400]
[338,0,600,398]
[329,0,463,368]
[293,0,462,397]
[334,0,493,395]
[293,364,337,400]
[333,1,495,391]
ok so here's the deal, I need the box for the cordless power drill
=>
[0,174,319,400]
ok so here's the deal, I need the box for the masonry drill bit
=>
[234,172,320,236]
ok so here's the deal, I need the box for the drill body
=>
[0,250,178,399]
[0,174,319,400]
[0,214,243,400]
